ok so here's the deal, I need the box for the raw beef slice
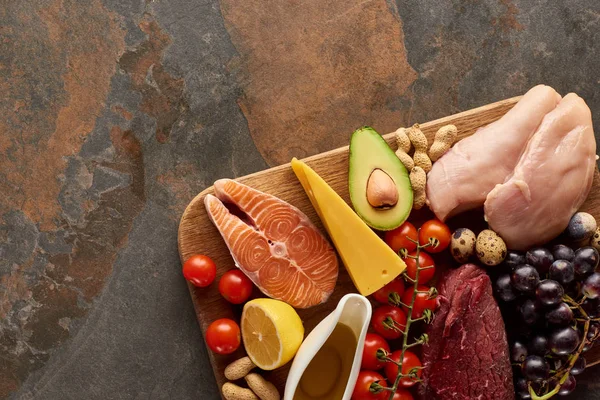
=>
[420,264,514,400]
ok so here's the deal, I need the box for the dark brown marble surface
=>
[1,0,599,399]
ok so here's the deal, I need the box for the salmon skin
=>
[204,179,339,308]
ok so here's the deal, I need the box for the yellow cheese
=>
[291,158,406,296]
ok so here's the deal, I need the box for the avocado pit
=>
[366,168,399,209]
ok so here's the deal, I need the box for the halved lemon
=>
[241,298,304,370]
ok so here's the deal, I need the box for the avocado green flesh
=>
[348,127,413,231]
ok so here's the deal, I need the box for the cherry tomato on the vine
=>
[371,305,407,340]
[352,370,388,400]
[384,222,418,257]
[404,251,435,285]
[401,285,438,319]
[390,390,414,400]
[183,254,217,287]
[219,269,253,304]
[373,279,406,305]
[205,318,241,354]
[384,350,422,388]
[361,333,391,370]
[418,220,451,253]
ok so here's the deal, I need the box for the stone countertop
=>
[1,0,599,399]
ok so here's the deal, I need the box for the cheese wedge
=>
[291,158,406,296]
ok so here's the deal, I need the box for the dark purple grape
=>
[521,355,550,381]
[512,265,540,293]
[582,298,600,318]
[583,272,600,299]
[511,340,528,362]
[573,246,599,277]
[558,375,576,396]
[526,248,554,274]
[536,279,564,306]
[583,342,593,352]
[527,335,548,356]
[505,251,526,270]
[515,377,531,399]
[496,274,517,302]
[549,327,580,355]
[520,299,541,325]
[549,260,575,285]
[571,356,586,375]
[552,244,575,262]
[586,321,599,341]
[546,303,574,326]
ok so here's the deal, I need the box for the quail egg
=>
[450,228,476,263]
[476,229,507,266]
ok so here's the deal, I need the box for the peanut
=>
[407,124,432,172]
[225,357,256,381]
[394,127,414,171]
[395,148,414,171]
[394,127,411,153]
[410,166,427,210]
[245,373,280,400]
[406,124,428,151]
[413,151,432,173]
[222,382,259,400]
[429,124,457,161]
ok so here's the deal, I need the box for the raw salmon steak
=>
[204,179,339,308]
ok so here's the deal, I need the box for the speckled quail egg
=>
[450,228,476,263]
[590,227,600,252]
[476,229,507,266]
[566,212,597,242]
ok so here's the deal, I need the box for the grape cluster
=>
[494,243,600,399]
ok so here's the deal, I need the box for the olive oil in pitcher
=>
[293,323,358,400]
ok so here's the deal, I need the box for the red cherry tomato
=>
[352,370,387,400]
[361,333,391,370]
[183,255,217,287]
[384,222,418,256]
[384,350,422,388]
[371,305,407,340]
[219,269,253,304]
[205,318,240,354]
[373,279,406,305]
[401,285,438,319]
[418,220,451,253]
[404,250,435,285]
[390,389,414,400]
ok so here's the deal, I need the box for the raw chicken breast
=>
[485,93,596,250]
[427,85,561,221]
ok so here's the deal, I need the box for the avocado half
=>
[348,127,413,231]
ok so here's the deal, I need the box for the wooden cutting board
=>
[178,96,600,398]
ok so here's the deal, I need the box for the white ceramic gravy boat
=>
[284,293,372,400]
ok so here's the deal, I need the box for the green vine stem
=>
[529,295,591,400]
[386,230,432,400]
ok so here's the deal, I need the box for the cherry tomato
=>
[219,269,253,304]
[418,220,451,253]
[390,390,414,400]
[384,222,418,257]
[205,318,240,354]
[401,285,438,319]
[404,250,435,285]
[352,370,387,400]
[373,279,405,305]
[371,305,407,340]
[384,350,422,388]
[183,255,217,287]
[362,333,391,370]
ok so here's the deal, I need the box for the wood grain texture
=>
[178,95,600,398]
